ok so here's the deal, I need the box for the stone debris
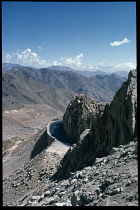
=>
[3,139,137,206]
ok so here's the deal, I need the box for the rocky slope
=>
[54,69,137,178]
[3,140,138,206]
[63,94,106,142]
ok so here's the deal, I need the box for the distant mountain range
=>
[46,65,129,78]
[5,66,127,103]
[113,71,129,78]
[2,63,23,72]
[2,63,129,78]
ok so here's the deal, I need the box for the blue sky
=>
[2,1,136,72]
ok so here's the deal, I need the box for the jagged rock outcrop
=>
[63,93,106,142]
[54,69,137,179]
[91,69,137,157]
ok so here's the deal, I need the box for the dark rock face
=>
[63,94,105,143]
[91,69,137,157]
[53,129,96,179]
[54,69,137,179]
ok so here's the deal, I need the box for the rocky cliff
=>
[54,69,137,179]
[63,93,106,143]
[92,69,137,157]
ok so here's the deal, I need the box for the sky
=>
[2,1,136,72]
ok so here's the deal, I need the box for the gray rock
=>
[105,178,114,185]
[63,94,103,142]
[90,69,137,157]
[44,190,51,197]
[71,190,80,206]
[58,191,65,197]
[66,199,72,206]
[55,202,66,206]
[45,196,57,205]
[83,177,88,183]
[71,179,77,184]
[133,143,138,155]
[111,188,121,195]
[28,200,39,206]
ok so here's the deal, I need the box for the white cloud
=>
[40,60,46,64]
[94,66,100,70]
[64,53,83,67]
[99,60,106,66]
[111,62,136,70]
[86,61,136,72]
[86,64,94,70]
[16,48,47,66]
[110,38,131,47]
[80,64,94,70]
[17,48,32,63]
[60,56,65,61]
[5,53,12,63]
[52,60,62,66]
[38,46,42,50]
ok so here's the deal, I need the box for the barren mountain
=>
[47,65,128,78]
[2,72,76,112]
[2,63,23,72]
[7,66,126,102]
[3,63,128,78]
[89,73,127,93]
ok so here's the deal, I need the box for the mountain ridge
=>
[2,63,129,78]
[2,72,76,112]
[6,66,127,102]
